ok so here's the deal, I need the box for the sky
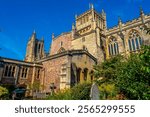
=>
[0,0,150,60]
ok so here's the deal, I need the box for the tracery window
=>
[108,37,119,56]
[21,67,28,79]
[4,65,16,77]
[128,30,143,52]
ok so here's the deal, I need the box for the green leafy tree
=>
[94,55,123,83]
[116,52,150,99]
[94,55,124,99]
[94,45,150,100]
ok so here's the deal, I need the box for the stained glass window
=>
[108,37,119,56]
[128,30,143,52]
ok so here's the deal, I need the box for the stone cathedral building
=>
[0,5,150,94]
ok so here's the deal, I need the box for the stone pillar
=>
[77,68,81,83]
[31,66,36,85]
[66,56,72,89]
[14,66,19,85]
[40,68,45,92]
[87,70,91,82]
[80,69,84,84]
[124,31,130,55]
[96,28,100,47]
[31,66,36,95]
[105,37,109,59]
[0,68,3,81]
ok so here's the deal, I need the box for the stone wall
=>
[0,57,42,92]
[71,52,96,83]
[17,66,33,88]
[42,55,69,92]
[50,32,72,55]
[72,32,98,57]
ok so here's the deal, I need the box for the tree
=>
[93,55,124,99]
[116,51,150,99]
[94,45,150,100]
[94,55,123,82]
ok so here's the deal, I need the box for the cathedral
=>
[0,5,150,95]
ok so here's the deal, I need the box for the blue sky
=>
[0,0,149,60]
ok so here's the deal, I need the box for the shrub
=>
[0,86,9,99]
[71,83,92,100]
[47,83,92,100]
[98,83,119,100]
[47,89,71,100]
[116,53,150,100]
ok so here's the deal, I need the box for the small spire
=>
[52,33,55,39]
[72,23,75,30]
[89,3,94,9]
[41,36,44,41]
[33,29,36,34]
[75,14,77,19]
[102,9,104,14]
[29,29,36,41]
[118,16,122,24]
[101,9,106,16]
[91,4,94,9]
[140,6,145,24]
[118,16,122,32]
[140,6,144,15]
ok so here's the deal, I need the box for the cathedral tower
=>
[71,4,107,62]
[25,31,45,62]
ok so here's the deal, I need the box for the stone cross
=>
[90,83,100,100]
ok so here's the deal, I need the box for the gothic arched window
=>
[128,30,143,52]
[108,37,119,56]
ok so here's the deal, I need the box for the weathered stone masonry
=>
[0,5,149,95]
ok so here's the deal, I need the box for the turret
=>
[52,33,55,40]
[25,31,45,62]
[140,7,145,24]
[72,23,76,39]
[25,31,36,62]
[89,3,94,9]
[118,17,122,32]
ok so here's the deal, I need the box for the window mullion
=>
[134,38,137,50]
[131,39,132,51]
[111,44,114,55]
[114,43,116,55]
